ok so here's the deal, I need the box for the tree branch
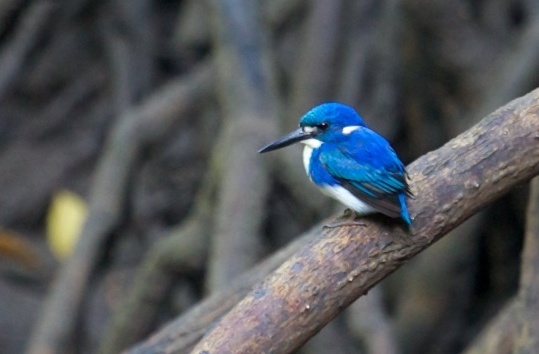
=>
[188,88,539,353]
[127,224,323,353]
[514,176,539,352]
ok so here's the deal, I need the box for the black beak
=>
[258,128,312,153]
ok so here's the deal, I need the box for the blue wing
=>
[317,130,411,219]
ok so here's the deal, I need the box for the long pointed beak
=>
[258,128,312,153]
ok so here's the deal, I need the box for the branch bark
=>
[188,88,539,353]
[127,224,323,353]
[514,176,539,352]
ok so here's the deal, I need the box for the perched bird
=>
[259,102,412,225]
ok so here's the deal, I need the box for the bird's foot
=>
[324,220,366,229]
[323,209,366,229]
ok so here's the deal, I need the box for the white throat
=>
[301,138,322,149]
[301,139,321,175]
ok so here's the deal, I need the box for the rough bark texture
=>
[127,224,323,353]
[186,89,539,353]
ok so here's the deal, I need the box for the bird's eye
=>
[317,123,329,131]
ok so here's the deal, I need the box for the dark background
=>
[0,0,536,353]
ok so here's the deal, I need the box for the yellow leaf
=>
[46,190,88,260]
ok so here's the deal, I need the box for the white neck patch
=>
[342,126,361,135]
[301,138,322,148]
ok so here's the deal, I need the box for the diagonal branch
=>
[187,88,539,353]
[127,224,323,354]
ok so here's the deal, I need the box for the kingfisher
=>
[259,102,412,225]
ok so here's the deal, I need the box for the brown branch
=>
[126,224,323,354]
[26,64,213,354]
[187,88,539,353]
[514,176,539,352]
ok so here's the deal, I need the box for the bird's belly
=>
[319,185,376,214]
[302,145,375,215]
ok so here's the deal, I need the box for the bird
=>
[258,102,412,225]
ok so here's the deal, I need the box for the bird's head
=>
[258,102,366,153]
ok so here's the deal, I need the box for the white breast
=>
[300,138,376,215]
[320,185,376,214]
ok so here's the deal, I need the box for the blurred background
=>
[0,0,537,353]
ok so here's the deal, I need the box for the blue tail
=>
[398,193,412,225]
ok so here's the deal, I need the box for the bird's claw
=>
[323,220,367,229]
[323,209,367,229]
